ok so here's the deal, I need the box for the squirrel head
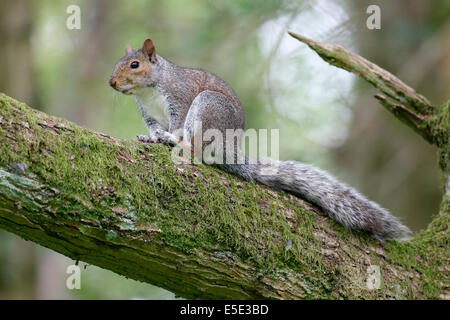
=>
[109,38,158,95]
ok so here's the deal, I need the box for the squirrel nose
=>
[109,78,117,89]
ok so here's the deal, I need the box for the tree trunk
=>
[0,0,34,106]
[0,33,448,299]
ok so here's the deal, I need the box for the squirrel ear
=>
[142,38,157,63]
[125,44,133,54]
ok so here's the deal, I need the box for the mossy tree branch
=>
[0,32,449,298]
[0,92,448,299]
[288,31,450,219]
[287,31,441,142]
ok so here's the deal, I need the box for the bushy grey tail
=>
[224,158,411,241]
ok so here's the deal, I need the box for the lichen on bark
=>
[0,32,448,299]
[0,92,448,299]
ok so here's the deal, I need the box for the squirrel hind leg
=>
[183,90,245,154]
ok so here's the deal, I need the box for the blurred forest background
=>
[0,0,448,299]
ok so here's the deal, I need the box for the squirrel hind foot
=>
[137,134,160,144]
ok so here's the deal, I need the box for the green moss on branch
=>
[287,31,443,145]
[0,92,448,299]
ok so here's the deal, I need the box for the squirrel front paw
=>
[137,134,161,144]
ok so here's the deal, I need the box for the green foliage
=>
[0,0,448,299]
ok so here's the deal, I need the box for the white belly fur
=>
[134,87,170,130]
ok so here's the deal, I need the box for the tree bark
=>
[0,33,448,299]
[288,31,449,218]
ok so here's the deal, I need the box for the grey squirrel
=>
[109,38,411,241]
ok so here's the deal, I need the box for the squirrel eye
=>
[130,61,139,69]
